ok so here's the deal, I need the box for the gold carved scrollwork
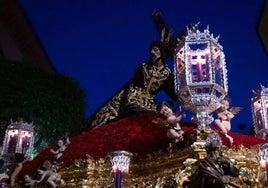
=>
[56,145,195,187]
[29,133,267,188]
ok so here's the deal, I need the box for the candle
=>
[115,168,122,188]
[109,151,132,188]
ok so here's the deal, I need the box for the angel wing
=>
[229,107,242,115]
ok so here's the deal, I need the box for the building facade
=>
[258,0,268,55]
[0,0,55,74]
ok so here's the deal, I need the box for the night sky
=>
[19,0,268,134]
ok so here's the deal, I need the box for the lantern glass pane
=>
[256,109,263,131]
[7,134,18,154]
[8,130,18,136]
[266,107,268,123]
[214,55,224,87]
[188,43,210,83]
[265,100,268,108]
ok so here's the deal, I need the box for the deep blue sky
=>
[19,0,268,134]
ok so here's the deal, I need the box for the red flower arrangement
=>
[19,112,267,179]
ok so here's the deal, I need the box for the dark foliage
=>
[0,58,86,151]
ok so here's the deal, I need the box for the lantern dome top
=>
[252,84,268,97]
[174,24,228,129]
[7,120,33,132]
[184,25,223,50]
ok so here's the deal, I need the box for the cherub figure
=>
[214,97,241,144]
[10,153,27,187]
[153,101,184,143]
[50,137,70,160]
[37,169,65,188]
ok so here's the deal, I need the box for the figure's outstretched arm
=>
[47,174,58,187]
[50,149,58,154]
[38,171,47,182]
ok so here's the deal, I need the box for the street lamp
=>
[174,25,228,130]
[109,150,133,188]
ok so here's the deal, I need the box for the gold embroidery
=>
[89,63,172,127]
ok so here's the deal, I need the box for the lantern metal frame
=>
[1,120,34,159]
[251,85,268,139]
[174,25,228,129]
[109,150,133,188]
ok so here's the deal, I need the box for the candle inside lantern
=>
[115,168,122,188]
[109,150,132,188]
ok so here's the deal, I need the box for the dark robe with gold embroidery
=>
[188,156,240,188]
[88,61,178,128]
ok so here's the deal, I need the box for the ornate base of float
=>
[14,125,268,188]
[57,146,195,188]
[41,130,267,188]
